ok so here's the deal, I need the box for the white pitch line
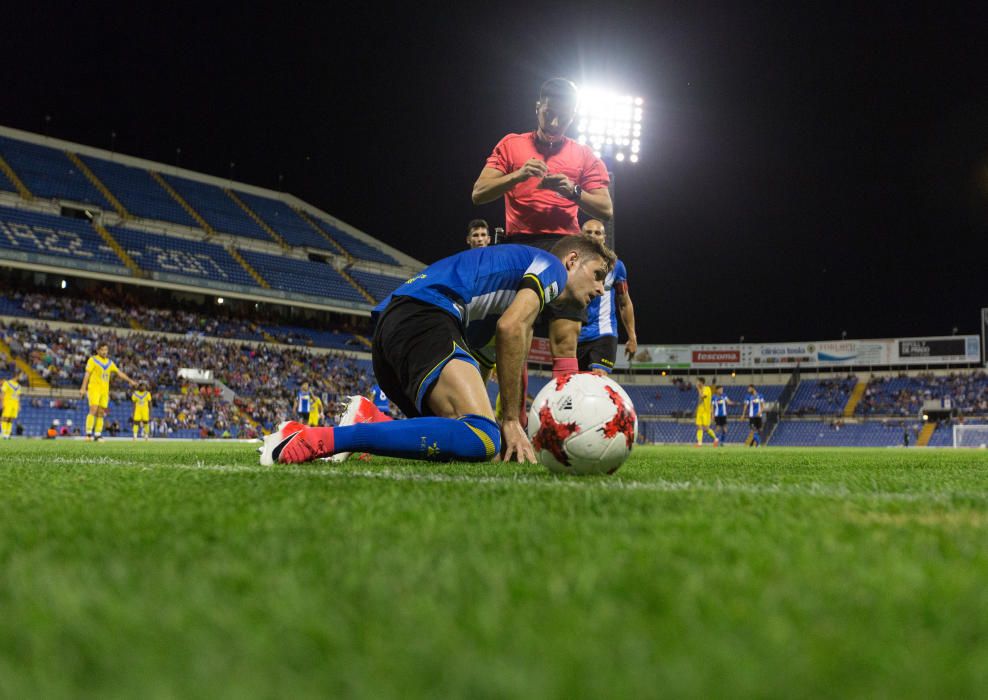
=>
[121,460,988,504]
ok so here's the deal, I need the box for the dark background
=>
[2,2,986,343]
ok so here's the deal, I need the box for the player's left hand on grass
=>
[500,420,536,463]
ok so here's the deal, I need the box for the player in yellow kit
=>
[694,377,720,447]
[131,381,152,440]
[308,392,324,427]
[1,371,26,439]
[79,342,137,441]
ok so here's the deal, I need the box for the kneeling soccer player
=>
[260,236,613,465]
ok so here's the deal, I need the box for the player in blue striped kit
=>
[576,219,637,374]
[742,385,766,447]
[711,385,734,446]
[261,237,614,465]
[296,381,313,421]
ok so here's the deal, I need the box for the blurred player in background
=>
[466,219,491,248]
[472,78,613,384]
[131,381,152,440]
[261,236,612,466]
[695,377,719,447]
[371,383,390,417]
[711,385,734,446]
[1,371,26,439]
[79,343,137,441]
[308,391,324,427]
[743,385,766,447]
[296,381,313,422]
[577,219,637,374]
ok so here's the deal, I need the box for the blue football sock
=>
[333,414,500,462]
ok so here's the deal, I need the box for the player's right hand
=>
[501,420,537,463]
[515,158,548,182]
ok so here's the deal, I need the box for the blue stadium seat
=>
[234,191,334,250]
[0,136,110,208]
[770,420,921,447]
[0,205,128,272]
[81,156,199,228]
[163,175,272,242]
[621,383,783,416]
[788,378,857,415]
[638,421,751,444]
[316,219,399,266]
[260,324,362,351]
[110,226,258,288]
[237,249,368,304]
[0,164,15,193]
[348,269,406,302]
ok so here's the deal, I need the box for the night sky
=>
[3,2,986,344]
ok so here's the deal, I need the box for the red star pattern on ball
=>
[603,386,636,449]
[533,403,580,466]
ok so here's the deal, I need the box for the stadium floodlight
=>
[576,88,644,164]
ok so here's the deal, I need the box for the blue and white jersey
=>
[376,245,567,366]
[712,394,730,417]
[372,384,390,413]
[579,259,627,343]
[296,390,311,414]
[744,393,765,417]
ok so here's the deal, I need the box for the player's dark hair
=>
[748,384,755,389]
[539,78,579,106]
[467,219,488,232]
[698,378,706,384]
[550,234,616,271]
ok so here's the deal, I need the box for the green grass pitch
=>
[2,440,988,698]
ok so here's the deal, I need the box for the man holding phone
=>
[471,78,613,381]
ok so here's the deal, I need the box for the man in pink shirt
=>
[472,78,614,379]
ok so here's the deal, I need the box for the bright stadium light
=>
[576,87,644,164]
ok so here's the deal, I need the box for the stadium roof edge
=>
[0,124,423,270]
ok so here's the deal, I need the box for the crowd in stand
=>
[859,372,988,416]
[789,376,858,416]
[0,286,370,348]
[1,318,375,435]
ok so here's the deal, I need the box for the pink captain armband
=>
[552,357,579,378]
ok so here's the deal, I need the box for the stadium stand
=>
[621,382,784,417]
[162,174,274,242]
[0,205,128,274]
[787,377,857,415]
[0,285,365,348]
[237,248,368,304]
[234,191,333,250]
[858,374,988,416]
[1,318,374,437]
[315,218,399,265]
[639,421,752,444]
[0,136,109,207]
[346,269,406,302]
[770,420,923,447]
[110,226,257,288]
[0,162,16,193]
[80,155,200,227]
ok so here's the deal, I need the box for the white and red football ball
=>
[527,373,638,475]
